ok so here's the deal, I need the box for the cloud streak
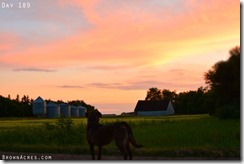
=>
[87,80,203,91]
[58,85,84,89]
[13,67,57,72]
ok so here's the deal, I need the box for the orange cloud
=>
[0,0,239,70]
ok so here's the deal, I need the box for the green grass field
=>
[0,114,240,158]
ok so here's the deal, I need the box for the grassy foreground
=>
[0,114,240,159]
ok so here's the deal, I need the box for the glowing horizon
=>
[0,0,240,114]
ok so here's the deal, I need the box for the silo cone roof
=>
[34,96,44,103]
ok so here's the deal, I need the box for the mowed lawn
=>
[0,114,240,158]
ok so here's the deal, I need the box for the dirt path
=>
[0,151,240,160]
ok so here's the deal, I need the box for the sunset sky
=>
[0,0,240,114]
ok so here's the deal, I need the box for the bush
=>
[43,117,78,149]
[216,104,240,119]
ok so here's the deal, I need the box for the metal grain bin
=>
[78,106,86,117]
[46,102,60,118]
[71,106,79,117]
[59,103,71,117]
[32,96,46,116]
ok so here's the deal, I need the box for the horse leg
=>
[126,143,132,160]
[98,146,102,160]
[116,141,128,160]
[89,144,95,160]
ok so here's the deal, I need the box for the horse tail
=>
[121,122,143,148]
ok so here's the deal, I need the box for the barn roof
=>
[134,99,170,112]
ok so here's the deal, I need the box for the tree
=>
[173,87,207,115]
[162,89,177,102]
[68,100,95,111]
[204,46,240,118]
[145,87,163,101]
[16,94,20,102]
[21,95,31,105]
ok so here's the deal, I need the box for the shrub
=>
[43,117,77,148]
[216,104,240,119]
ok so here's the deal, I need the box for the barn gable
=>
[134,99,175,116]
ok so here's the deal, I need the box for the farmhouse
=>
[134,99,175,116]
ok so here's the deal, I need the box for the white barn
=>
[134,99,175,116]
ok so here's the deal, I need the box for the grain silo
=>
[78,106,86,117]
[46,102,60,118]
[32,96,46,116]
[59,103,71,117]
[71,106,79,117]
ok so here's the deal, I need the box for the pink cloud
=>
[0,0,239,72]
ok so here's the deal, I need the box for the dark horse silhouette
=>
[85,110,143,160]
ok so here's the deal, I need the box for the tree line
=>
[0,95,95,117]
[145,46,240,119]
[145,87,209,115]
[0,95,33,117]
